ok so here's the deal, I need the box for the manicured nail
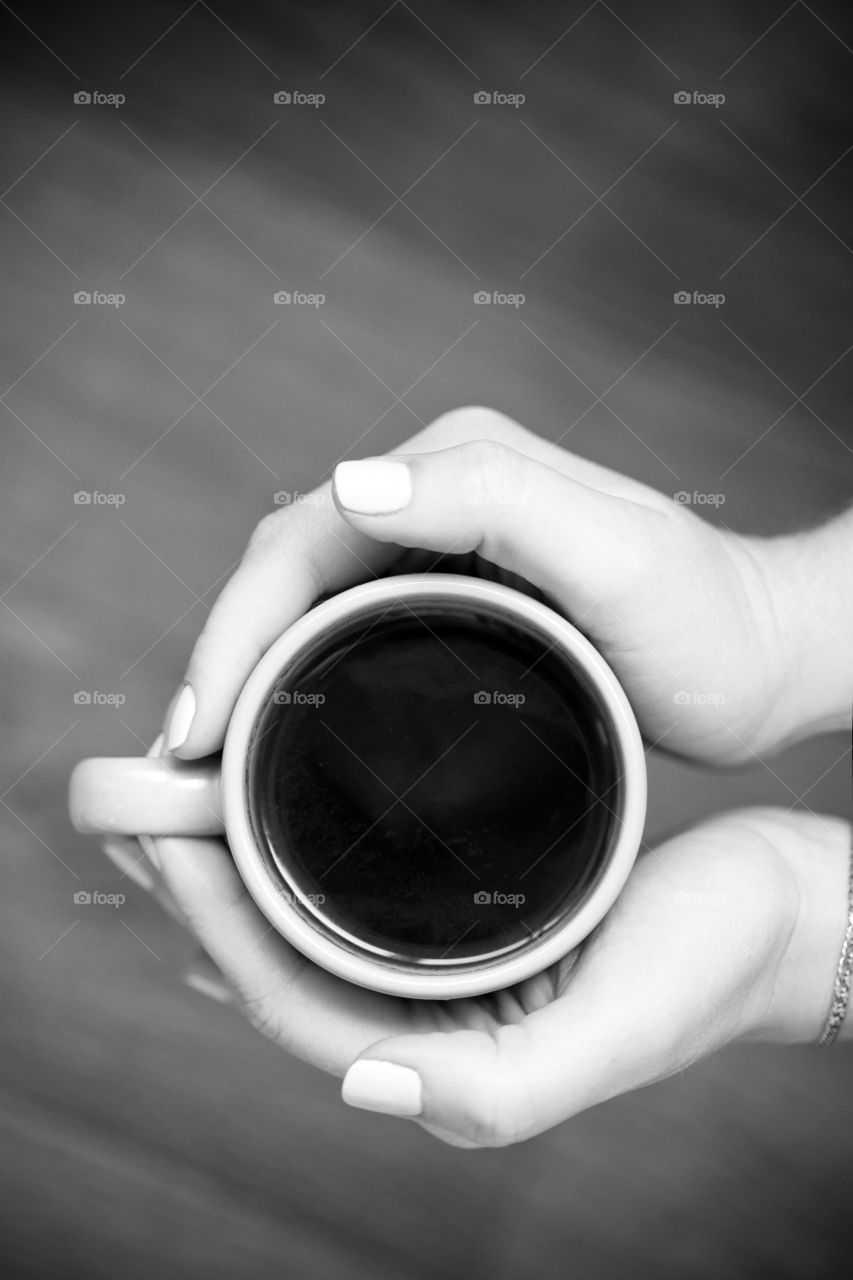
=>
[342,1060,422,1117]
[102,837,155,892]
[183,969,233,1005]
[334,460,412,515]
[140,833,161,872]
[167,683,195,752]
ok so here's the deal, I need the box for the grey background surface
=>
[1,2,851,1277]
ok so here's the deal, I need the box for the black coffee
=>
[247,599,622,972]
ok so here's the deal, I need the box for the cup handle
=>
[69,755,224,836]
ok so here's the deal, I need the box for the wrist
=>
[749,810,852,1044]
[747,512,853,748]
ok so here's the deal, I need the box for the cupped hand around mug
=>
[106,807,850,1147]
[167,407,820,768]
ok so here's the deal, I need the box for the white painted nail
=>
[102,837,155,892]
[139,833,161,872]
[167,684,195,752]
[342,1060,423,1117]
[334,460,412,515]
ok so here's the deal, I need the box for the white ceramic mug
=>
[70,574,646,999]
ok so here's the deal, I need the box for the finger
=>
[183,951,234,1005]
[332,442,669,620]
[153,837,408,1073]
[340,973,680,1148]
[101,835,189,927]
[340,820,760,1147]
[170,490,397,759]
[170,417,480,760]
[101,835,155,892]
[170,406,658,762]
[415,406,673,510]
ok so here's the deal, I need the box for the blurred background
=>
[1,0,851,1275]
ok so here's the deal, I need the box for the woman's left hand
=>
[105,806,849,1147]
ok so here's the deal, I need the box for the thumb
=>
[340,995,648,1148]
[331,443,666,617]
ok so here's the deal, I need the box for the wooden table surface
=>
[1,2,851,1276]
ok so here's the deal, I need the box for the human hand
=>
[166,407,822,767]
[113,807,849,1147]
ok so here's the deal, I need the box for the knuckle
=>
[452,1031,539,1148]
[458,1076,534,1148]
[460,438,518,504]
[453,440,528,565]
[247,510,286,552]
[239,993,284,1043]
[189,616,264,688]
[425,406,525,450]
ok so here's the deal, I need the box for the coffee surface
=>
[248,608,618,964]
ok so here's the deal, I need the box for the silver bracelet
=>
[818,831,853,1047]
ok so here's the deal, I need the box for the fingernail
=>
[167,683,195,752]
[183,969,233,1005]
[102,837,155,892]
[342,1060,422,1117]
[140,833,161,872]
[334,460,412,515]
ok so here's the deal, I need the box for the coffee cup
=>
[69,573,646,998]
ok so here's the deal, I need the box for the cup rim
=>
[221,573,646,999]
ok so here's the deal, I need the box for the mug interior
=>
[242,591,627,980]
